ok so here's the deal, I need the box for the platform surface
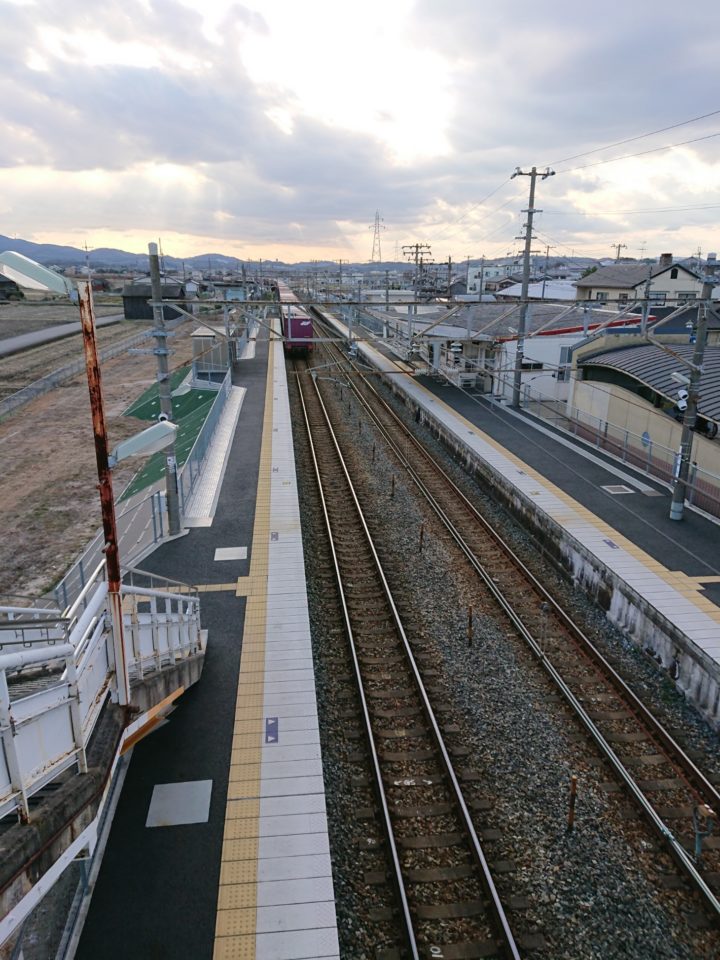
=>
[77,325,338,959]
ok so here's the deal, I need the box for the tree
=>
[581,265,598,279]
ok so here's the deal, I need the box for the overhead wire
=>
[545,107,720,167]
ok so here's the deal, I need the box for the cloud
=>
[1,0,719,260]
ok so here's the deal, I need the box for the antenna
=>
[369,210,385,263]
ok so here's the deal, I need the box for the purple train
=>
[276,281,313,355]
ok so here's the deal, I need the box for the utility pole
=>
[640,263,653,335]
[669,252,718,521]
[77,282,129,706]
[402,243,432,315]
[447,255,452,296]
[148,242,181,536]
[613,242,627,263]
[541,243,554,300]
[510,166,555,407]
[478,256,485,302]
[337,258,348,296]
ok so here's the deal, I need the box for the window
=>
[595,291,608,301]
[677,292,697,301]
[618,293,629,302]
[650,291,667,304]
[670,268,678,279]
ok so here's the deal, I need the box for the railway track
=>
[294,355,523,959]
[309,317,720,928]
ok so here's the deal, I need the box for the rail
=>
[296,356,521,958]
[0,562,203,821]
[324,331,720,924]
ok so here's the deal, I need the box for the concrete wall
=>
[569,380,720,477]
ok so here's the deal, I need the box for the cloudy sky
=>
[2,0,719,263]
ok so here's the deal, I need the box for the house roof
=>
[495,279,576,301]
[574,262,699,291]
[579,343,720,422]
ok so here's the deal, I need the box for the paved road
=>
[0,314,125,358]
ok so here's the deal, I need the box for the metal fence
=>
[522,383,720,519]
[177,368,232,512]
[52,367,233,610]
[0,328,152,420]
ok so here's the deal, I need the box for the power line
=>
[560,131,720,174]
[545,107,720,167]
[543,202,720,217]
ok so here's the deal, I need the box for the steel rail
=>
[294,357,521,959]
[315,332,720,922]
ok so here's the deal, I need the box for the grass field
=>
[120,373,218,500]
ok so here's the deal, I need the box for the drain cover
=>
[601,484,635,494]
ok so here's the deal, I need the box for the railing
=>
[0,562,203,821]
[521,382,720,519]
[177,368,232,512]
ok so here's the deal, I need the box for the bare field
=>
[0,325,196,601]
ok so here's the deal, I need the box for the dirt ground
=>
[0,296,121,338]
[0,322,196,601]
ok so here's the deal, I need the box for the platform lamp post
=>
[669,253,718,521]
[78,281,180,707]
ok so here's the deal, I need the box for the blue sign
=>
[265,717,279,744]
[641,430,651,448]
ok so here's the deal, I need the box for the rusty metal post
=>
[567,775,578,831]
[78,282,130,707]
[468,605,473,647]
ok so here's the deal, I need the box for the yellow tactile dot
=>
[221,836,259,863]
[226,780,261,801]
[219,858,259,886]
[216,883,257,912]
[231,748,263,765]
[231,734,262,750]
[225,798,261,820]
[223,817,260,841]
[215,907,257,938]
[213,933,255,960]
[229,762,260,782]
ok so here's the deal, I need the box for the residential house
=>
[574,254,702,306]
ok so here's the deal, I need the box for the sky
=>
[1,0,719,264]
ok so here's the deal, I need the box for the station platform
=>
[76,324,339,959]
[324,312,720,719]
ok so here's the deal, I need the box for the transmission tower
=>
[370,210,385,263]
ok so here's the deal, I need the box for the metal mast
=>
[370,210,385,263]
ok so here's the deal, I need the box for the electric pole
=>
[669,252,718,521]
[402,243,432,312]
[510,166,555,407]
[541,244,554,300]
[613,242,627,262]
[337,258,348,296]
[148,242,181,536]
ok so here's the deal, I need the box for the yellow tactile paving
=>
[422,385,720,624]
[213,331,277,960]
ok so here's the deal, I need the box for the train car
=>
[276,281,313,355]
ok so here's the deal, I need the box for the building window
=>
[618,293,629,301]
[595,291,608,301]
[677,292,697,301]
[670,268,678,279]
[650,291,667,304]
[557,345,571,382]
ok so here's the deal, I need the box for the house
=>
[121,281,185,321]
[574,253,702,306]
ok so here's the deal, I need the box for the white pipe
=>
[0,644,74,672]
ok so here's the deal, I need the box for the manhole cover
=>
[601,484,635,495]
